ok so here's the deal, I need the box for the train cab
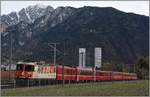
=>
[15,62,36,78]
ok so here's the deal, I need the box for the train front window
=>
[25,65,34,71]
[16,64,24,70]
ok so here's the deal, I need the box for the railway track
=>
[1,80,138,89]
[1,83,15,89]
[1,80,58,89]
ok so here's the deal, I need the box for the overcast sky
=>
[1,1,149,16]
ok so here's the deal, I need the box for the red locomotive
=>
[15,62,137,85]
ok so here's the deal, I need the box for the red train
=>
[15,62,137,85]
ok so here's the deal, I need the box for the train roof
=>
[96,70,112,73]
[17,62,37,65]
[77,67,93,70]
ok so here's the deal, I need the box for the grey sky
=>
[1,1,149,16]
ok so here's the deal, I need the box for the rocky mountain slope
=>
[1,5,149,66]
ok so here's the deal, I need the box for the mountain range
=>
[1,4,149,66]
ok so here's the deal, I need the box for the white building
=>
[95,47,102,68]
[79,48,86,68]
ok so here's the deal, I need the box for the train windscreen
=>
[25,65,34,71]
[16,64,34,71]
[16,64,23,70]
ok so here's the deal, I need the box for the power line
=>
[48,43,65,66]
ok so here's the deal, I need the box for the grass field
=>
[1,80,149,96]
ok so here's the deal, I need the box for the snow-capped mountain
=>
[0,4,54,32]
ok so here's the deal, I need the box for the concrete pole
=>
[54,43,56,66]
[62,64,64,86]
[9,31,12,80]
[62,41,66,86]
[48,43,57,66]
[112,64,114,83]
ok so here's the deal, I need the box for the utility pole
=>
[9,31,13,80]
[48,42,66,85]
[62,63,65,86]
[62,40,67,86]
[48,43,58,66]
[134,64,135,73]
[112,63,114,83]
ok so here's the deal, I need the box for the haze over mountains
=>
[1,4,149,66]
